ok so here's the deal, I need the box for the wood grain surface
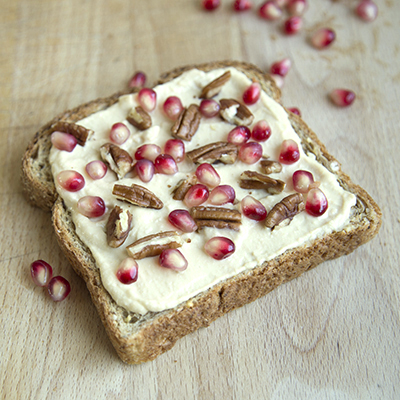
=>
[1,0,399,399]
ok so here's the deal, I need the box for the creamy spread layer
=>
[49,68,356,315]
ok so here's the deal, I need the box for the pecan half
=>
[172,175,197,200]
[171,104,201,141]
[127,106,152,130]
[239,171,285,194]
[51,121,93,145]
[127,231,183,259]
[100,143,133,179]
[190,206,241,231]
[106,206,133,248]
[265,193,305,230]
[113,184,163,209]
[186,141,238,164]
[219,99,254,126]
[199,71,231,99]
[259,159,282,174]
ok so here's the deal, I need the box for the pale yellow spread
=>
[49,68,356,315]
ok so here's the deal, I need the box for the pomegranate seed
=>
[239,142,263,164]
[164,139,185,162]
[168,210,198,233]
[270,58,291,77]
[128,71,146,88]
[135,159,155,183]
[227,126,251,145]
[109,122,130,145]
[275,0,288,7]
[202,0,220,11]
[356,0,378,22]
[163,96,184,121]
[209,185,236,205]
[311,28,336,49]
[283,16,302,35]
[288,107,301,116]
[195,163,221,188]
[271,74,284,89]
[116,258,139,284]
[251,120,271,142]
[85,160,107,180]
[330,89,356,107]
[51,131,77,152]
[233,0,252,11]
[306,188,328,217]
[204,237,235,260]
[57,170,85,192]
[199,99,220,118]
[184,184,209,207]
[138,88,157,112]
[279,139,300,164]
[77,196,106,218]
[135,144,162,161]
[243,82,261,105]
[286,0,307,16]
[259,1,282,20]
[292,170,314,193]
[48,276,71,302]
[159,249,188,271]
[154,154,178,175]
[241,195,267,221]
[30,260,53,287]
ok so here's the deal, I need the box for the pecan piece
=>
[239,171,285,194]
[100,143,133,179]
[113,184,163,209]
[106,206,132,248]
[265,193,305,230]
[127,231,183,259]
[186,141,238,164]
[127,106,152,130]
[190,206,241,231]
[172,175,197,200]
[171,104,201,141]
[200,71,231,99]
[51,121,93,146]
[259,159,282,174]
[219,99,254,126]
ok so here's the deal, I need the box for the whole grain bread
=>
[21,61,382,364]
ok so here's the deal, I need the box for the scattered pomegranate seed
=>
[356,0,378,22]
[243,81,261,105]
[283,16,302,34]
[30,260,53,287]
[241,195,267,221]
[199,99,220,118]
[251,120,271,142]
[209,185,236,205]
[286,0,307,16]
[135,159,155,183]
[168,210,198,233]
[135,144,162,162]
[227,126,251,145]
[154,154,178,175]
[271,74,284,89]
[270,58,291,77]
[204,237,235,260]
[330,89,356,107]
[184,184,209,207]
[311,28,336,49]
[159,249,188,271]
[195,163,221,188]
[109,122,130,145]
[128,71,146,88]
[164,139,185,162]
[292,170,315,193]
[48,276,71,302]
[202,0,220,11]
[116,258,139,284]
[77,196,106,218]
[259,1,282,20]
[85,160,107,180]
[239,142,263,164]
[163,96,184,121]
[51,131,77,152]
[138,88,157,112]
[288,107,301,116]
[279,139,300,164]
[233,0,252,11]
[305,188,328,217]
[57,170,85,192]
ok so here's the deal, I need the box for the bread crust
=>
[21,61,382,364]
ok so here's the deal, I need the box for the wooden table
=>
[1,1,399,398]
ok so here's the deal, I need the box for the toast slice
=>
[21,61,381,364]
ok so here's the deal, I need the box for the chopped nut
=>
[100,143,133,179]
[265,193,305,230]
[186,141,238,164]
[51,121,93,146]
[172,175,197,200]
[200,71,231,99]
[259,159,282,174]
[219,99,254,126]
[127,231,183,259]
[190,206,241,231]
[106,206,132,248]
[113,183,163,209]
[239,171,285,194]
[127,106,152,130]
[171,104,201,141]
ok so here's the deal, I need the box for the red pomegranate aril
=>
[135,159,155,183]
[233,0,252,11]
[239,142,263,164]
[209,185,236,205]
[48,276,71,302]
[164,139,185,162]
[138,88,157,112]
[283,16,302,34]
[128,71,146,88]
[311,28,336,49]
[163,96,184,121]
[251,120,271,142]
[85,160,107,180]
[271,74,284,89]
[241,195,267,221]
[51,131,77,152]
[270,58,291,77]
[202,0,220,11]
[57,170,85,192]
[116,258,139,284]
[199,99,220,118]
[135,144,162,161]
[288,107,301,116]
[243,82,261,105]
[204,237,235,260]
[356,0,378,22]
[259,1,282,20]
[184,184,209,207]
[286,0,307,16]
[77,196,106,218]
[195,163,221,188]
[168,210,198,233]
[159,249,188,271]
[227,126,251,145]
[330,89,356,107]
[109,122,130,144]
[292,170,314,193]
[30,260,53,287]
[279,139,300,164]
[154,154,178,175]
[306,188,328,217]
